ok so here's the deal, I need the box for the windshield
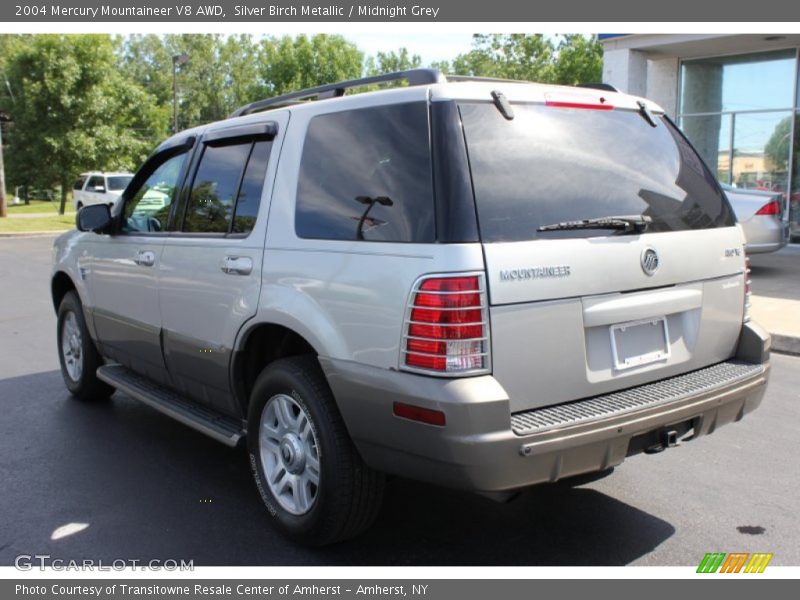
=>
[107,176,133,191]
[459,102,735,242]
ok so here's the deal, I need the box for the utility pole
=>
[0,118,7,218]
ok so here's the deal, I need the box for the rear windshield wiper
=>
[537,214,652,234]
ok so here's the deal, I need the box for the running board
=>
[97,364,245,447]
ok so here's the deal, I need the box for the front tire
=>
[57,291,113,401]
[247,356,385,546]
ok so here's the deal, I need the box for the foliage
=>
[553,34,604,85]
[259,34,363,97]
[3,35,163,213]
[764,114,797,171]
[441,34,602,85]
[365,48,422,77]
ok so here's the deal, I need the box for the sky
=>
[343,32,476,66]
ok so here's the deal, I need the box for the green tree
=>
[5,35,161,213]
[764,114,796,172]
[450,34,557,81]
[118,34,173,108]
[163,34,229,128]
[219,34,263,113]
[365,48,422,76]
[553,34,603,85]
[259,34,363,96]
[115,34,172,145]
[438,34,602,85]
[121,34,263,129]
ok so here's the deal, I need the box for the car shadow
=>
[0,370,674,567]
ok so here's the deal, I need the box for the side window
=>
[232,141,271,234]
[123,152,188,233]
[183,140,271,235]
[295,102,435,243]
[73,177,86,191]
[87,176,105,192]
[183,143,250,234]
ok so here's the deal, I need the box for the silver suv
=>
[52,69,771,546]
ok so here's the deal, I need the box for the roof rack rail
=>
[229,68,446,118]
[576,82,619,92]
[445,75,532,84]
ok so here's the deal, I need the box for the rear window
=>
[459,102,735,243]
[295,102,435,243]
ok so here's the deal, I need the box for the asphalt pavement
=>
[1,235,798,566]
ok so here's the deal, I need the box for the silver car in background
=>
[723,184,789,253]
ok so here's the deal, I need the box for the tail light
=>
[743,250,751,323]
[755,200,781,216]
[401,273,490,375]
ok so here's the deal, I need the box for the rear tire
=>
[247,355,385,546]
[57,291,113,401]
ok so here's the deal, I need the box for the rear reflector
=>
[393,402,446,426]
[545,91,613,111]
[755,200,781,216]
[402,273,490,375]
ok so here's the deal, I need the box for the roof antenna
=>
[491,90,514,120]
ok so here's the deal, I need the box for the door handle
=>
[222,256,253,275]
[134,250,156,267]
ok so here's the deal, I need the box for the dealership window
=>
[679,49,800,241]
[680,49,796,113]
[792,111,800,240]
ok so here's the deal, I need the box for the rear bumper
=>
[742,217,789,253]
[746,241,787,254]
[322,322,771,492]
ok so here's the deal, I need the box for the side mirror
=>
[77,203,112,234]
[93,185,106,193]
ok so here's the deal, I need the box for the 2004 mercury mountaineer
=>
[52,69,771,546]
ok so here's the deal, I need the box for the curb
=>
[0,230,68,238]
[772,334,800,356]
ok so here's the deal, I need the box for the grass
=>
[0,214,75,233]
[5,200,75,215]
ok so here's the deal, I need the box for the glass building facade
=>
[678,48,800,240]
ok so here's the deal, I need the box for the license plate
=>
[610,317,670,371]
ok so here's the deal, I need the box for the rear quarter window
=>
[295,102,435,243]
